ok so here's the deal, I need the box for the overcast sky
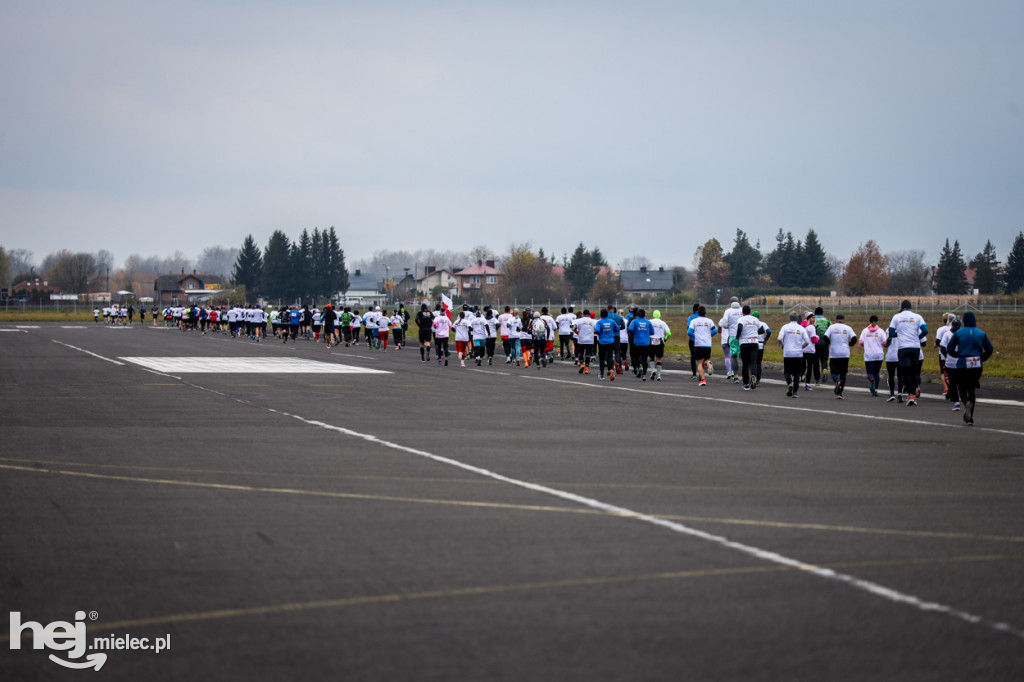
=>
[2,0,1022,271]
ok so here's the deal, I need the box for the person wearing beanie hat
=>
[649,310,671,380]
[824,313,857,398]
[778,311,812,397]
[946,311,993,425]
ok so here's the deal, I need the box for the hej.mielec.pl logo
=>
[9,610,172,671]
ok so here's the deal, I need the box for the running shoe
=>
[598,373,604,380]
[804,385,812,391]
[579,365,585,374]
[963,401,974,424]
[742,385,751,391]
[444,358,448,366]
[906,396,917,406]
[786,385,793,397]
[836,394,844,400]
[952,402,961,411]
[488,357,493,365]
[460,360,466,367]
[887,395,897,402]
[897,394,904,403]
[750,376,757,390]
[707,362,713,376]
[609,373,614,382]
[584,366,589,374]
[699,379,706,387]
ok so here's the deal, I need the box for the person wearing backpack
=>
[530,312,549,368]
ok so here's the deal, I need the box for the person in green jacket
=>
[813,306,832,384]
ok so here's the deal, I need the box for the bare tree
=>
[196,245,239,278]
[46,250,100,293]
[619,255,653,271]
[886,249,931,295]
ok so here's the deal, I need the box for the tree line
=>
[231,227,349,305]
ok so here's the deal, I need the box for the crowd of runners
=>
[141,296,994,426]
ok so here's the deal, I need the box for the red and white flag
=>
[440,293,453,319]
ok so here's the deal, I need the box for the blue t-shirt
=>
[628,318,653,346]
[290,310,302,325]
[595,318,618,345]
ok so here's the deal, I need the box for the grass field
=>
[660,309,1024,381]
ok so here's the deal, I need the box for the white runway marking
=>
[0,329,27,333]
[52,340,125,366]
[266,407,1024,641]
[15,325,40,329]
[119,357,390,374]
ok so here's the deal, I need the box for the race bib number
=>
[966,356,981,369]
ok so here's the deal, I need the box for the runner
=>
[594,309,619,380]
[778,311,812,397]
[946,311,994,426]
[556,307,575,360]
[470,310,488,365]
[887,300,928,406]
[687,306,718,386]
[858,315,887,397]
[939,316,962,412]
[801,312,820,390]
[813,306,832,384]
[934,312,953,395]
[753,311,771,385]
[574,310,596,375]
[322,304,336,348]
[686,303,700,379]
[884,326,903,403]
[734,305,761,390]
[627,308,653,381]
[718,298,743,381]
[432,307,452,366]
[484,308,498,365]
[530,312,549,369]
[823,313,857,399]
[649,310,671,381]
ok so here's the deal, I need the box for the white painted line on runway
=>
[15,325,40,329]
[268,406,1024,641]
[119,356,390,374]
[51,340,125,366]
[0,329,26,333]
[525,375,1024,438]
[60,326,88,328]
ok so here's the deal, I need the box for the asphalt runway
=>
[2,322,1023,680]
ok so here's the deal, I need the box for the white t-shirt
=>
[719,305,743,340]
[498,312,514,337]
[859,326,888,362]
[650,318,670,344]
[555,313,575,335]
[735,314,759,345]
[688,317,717,347]
[825,323,857,359]
[470,316,488,340]
[941,330,959,369]
[778,322,811,358]
[575,316,596,344]
[888,310,927,350]
[431,315,450,337]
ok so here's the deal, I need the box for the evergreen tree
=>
[969,240,1001,295]
[231,235,263,295]
[290,229,314,302]
[1003,231,1024,294]
[326,227,349,297]
[565,242,598,300]
[589,247,607,267]
[261,230,292,303]
[933,239,970,294]
[764,229,800,288]
[723,229,762,288]
[799,229,832,288]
